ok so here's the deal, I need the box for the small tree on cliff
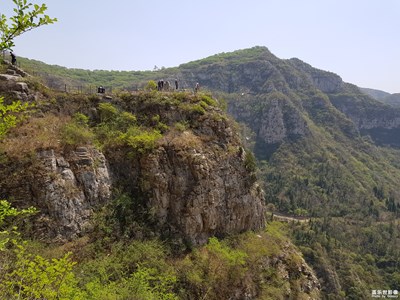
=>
[0,0,57,51]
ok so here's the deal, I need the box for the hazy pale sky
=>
[2,0,399,93]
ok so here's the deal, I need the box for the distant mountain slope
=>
[361,87,400,108]
[178,47,400,148]
[173,47,400,298]
[360,87,390,100]
[16,57,161,91]
[383,93,400,108]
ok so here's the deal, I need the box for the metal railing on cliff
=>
[1,52,201,96]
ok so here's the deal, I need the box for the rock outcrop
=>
[139,144,265,245]
[0,73,33,101]
[272,242,321,297]
[32,147,111,240]
[289,58,343,93]
[228,93,310,159]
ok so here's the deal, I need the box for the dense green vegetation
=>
[0,200,77,299]
[179,46,276,69]
[262,136,400,298]
[220,49,400,298]
[13,57,175,92]
[0,197,317,299]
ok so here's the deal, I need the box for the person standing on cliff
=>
[175,79,178,90]
[10,52,16,65]
[194,82,200,93]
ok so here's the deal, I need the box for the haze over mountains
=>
[2,46,400,298]
[361,87,400,108]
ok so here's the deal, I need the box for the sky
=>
[2,0,400,93]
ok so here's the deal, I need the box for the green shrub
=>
[145,80,157,91]
[200,94,218,107]
[178,237,248,299]
[77,240,178,299]
[244,150,257,172]
[0,97,32,140]
[0,200,36,250]
[191,104,206,115]
[174,121,188,132]
[119,126,162,153]
[124,265,178,300]
[0,249,79,299]
[72,112,90,126]
[199,100,209,109]
[98,102,118,123]
[119,111,136,126]
[61,114,95,146]
[0,201,81,299]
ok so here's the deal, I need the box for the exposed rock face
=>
[331,96,400,130]
[104,101,266,246]
[140,144,265,245]
[21,147,111,240]
[0,74,33,101]
[289,58,343,93]
[257,98,309,144]
[272,243,321,298]
[228,94,309,159]
[329,91,400,147]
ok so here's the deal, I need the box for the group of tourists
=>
[157,79,200,93]
[157,79,178,91]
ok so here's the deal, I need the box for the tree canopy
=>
[0,0,57,51]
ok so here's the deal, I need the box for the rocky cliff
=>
[0,146,112,240]
[138,141,264,245]
[106,93,266,245]
[0,90,265,245]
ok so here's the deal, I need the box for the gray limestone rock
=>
[32,148,112,240]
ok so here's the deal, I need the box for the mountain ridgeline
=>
[2,46,400,299]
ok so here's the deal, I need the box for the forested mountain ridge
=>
[180,47,400,298]
[2,46,400,298]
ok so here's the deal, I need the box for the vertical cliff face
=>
[0,147,112,240]
[228,93,310,160]
[139,144,265,245]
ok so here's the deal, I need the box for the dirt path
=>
[269,212,310,223]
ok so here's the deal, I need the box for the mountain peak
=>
[179,46,276,69]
